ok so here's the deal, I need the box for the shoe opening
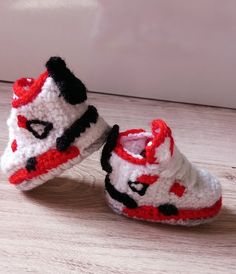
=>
[12,71,48,108]
[119,131,152,160]
[115,120,174,165]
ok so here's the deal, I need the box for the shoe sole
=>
[106,193,222,226]
[9,146,81,191]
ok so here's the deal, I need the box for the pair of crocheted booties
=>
[1,57,222,226]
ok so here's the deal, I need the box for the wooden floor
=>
[0,83,236,274]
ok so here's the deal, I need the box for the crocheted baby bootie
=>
[101,120,222,226]
[1,56,110,191]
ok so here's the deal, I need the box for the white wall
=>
[0,0,235,108]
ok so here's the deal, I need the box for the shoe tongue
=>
[145,119,174,164]
[45,56,87,105]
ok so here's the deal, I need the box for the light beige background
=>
[0,0,236,108]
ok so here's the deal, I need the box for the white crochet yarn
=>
[105,122,222,225]
[1,76,110,191]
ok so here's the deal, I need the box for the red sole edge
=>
[122,198,222,222]
[9,146,80,185]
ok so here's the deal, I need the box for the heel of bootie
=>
[105,192,124,216]
[79,117,111,157]
[101,124,120,173]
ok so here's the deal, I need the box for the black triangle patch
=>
[128,181,149,196]
[26,120,53,139]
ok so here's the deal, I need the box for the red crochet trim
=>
[13,78,34,97]
[146,120,174,164]
[12,71,48,108]
[137,175,159,185]
[11,139,17,152]
[17,115,27,128]
[123,198,222,221]
[169,181,186,197]
[9,146,80,185]
[114,120,174,165]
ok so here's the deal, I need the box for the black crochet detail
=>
[26,120,53,139]
[158,204,179,216]
[105,175,138,209]
[128,181,149,196]
[46,56,87,105]
[26,157,37,172]
[56,105,98,151]
[100,125,119,173]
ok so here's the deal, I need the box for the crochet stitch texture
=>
[101,120,222,226]
[1,57,110,191]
